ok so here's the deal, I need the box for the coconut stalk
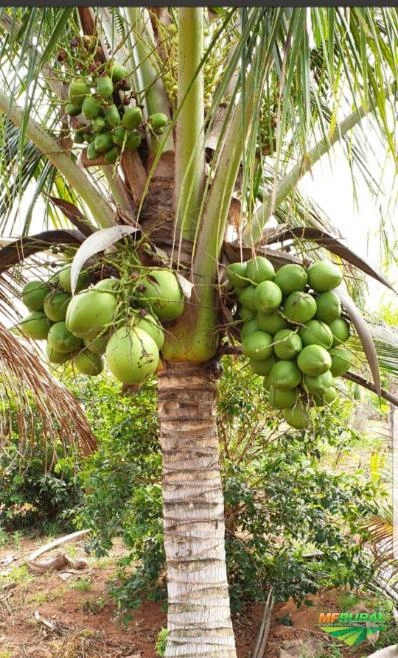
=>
[124,7,173,157]
[175,8,205,241]
[0,89,115,229]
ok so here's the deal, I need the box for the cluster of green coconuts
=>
[19,267,184,384]
[227,257,353,430]
[67,65,168,163]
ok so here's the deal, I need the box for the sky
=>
[299,137,397,315]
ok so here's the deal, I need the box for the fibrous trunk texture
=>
[158,363,237,658]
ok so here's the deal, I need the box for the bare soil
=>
[0,536,390,658]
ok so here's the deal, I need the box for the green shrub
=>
[1,360,385,611]
[0,393,81,531]
[74,358,385,612]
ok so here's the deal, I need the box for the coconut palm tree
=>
[0,7,397,657]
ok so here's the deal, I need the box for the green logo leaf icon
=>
[319,625,369,647]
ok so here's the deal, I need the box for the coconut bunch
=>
[18,267,184,383]
[227,257,352,429]
[67,65,168,163]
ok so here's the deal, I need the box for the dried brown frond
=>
[0,322,96,455]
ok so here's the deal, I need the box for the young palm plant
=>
[0,7,397,657]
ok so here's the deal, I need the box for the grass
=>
[82,596,107,614]
[1,565,32,586]
[69,578,91,592]
[28,591,50,604]
[337,590,363,611]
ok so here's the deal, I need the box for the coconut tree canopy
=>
[0,7,397,657]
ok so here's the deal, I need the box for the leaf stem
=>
[0,88,115,228]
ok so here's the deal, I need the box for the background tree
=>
[0,7,397,657]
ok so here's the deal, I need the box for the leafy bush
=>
[72,377,165,608]
[74,358,385,612]
[0,392,81,531]
[0,360,386,610]
[219,357,383,609]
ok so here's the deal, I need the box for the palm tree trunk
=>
[158,362,237,658]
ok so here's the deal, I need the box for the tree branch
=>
[0,88,115,228]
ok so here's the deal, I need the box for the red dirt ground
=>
[0,536,388,657]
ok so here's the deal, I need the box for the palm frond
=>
[0,321,96,454]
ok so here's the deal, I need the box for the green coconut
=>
[136,269,184,322]
[93,116,107,133]
[58,266,89,294]
[246,256,275,284]
[22,280,51,311]
[330,346,352,376]
[124,130,141,151]
[323,386,338,404]
[268,360,302,390]
[65,289,116,338]
[83,332,109,355]
[95,132,114,153]
[328,318,350,346]
[299,320,333,349]
[242,331,273,361]
[66,102,82,117]
[257,311,288,334]
[263,376,271,390]
[307,261,343,292]
[274,264,308,295]
[104,104,121,127]
[269,385,298,410]
[94,278,121,293]
[148,112,168,131]
[249,355,275,376]
[273,329,302,360]
[297,344,332,376]
[240,318,260,340]
[87,142,99,160]
[122,107,143,130]
[254,281,282,313]
[47,321,82,354]
[238,285,257,312]
[96,76,113,99]
[110,63,128,82]
[315,386,338,406]
[104,147,118,164]
[82,95,101,120]
[112,126,127,147]
[73,350,104,376]
[226,261,249,289]
[283,291,317,325]
[68,78,89,105]
[315,291,342,323]
[46,342,70,364]
[283,402,310,429]
[131,312,165,349]
[238,307,255,322]
[106,326,159,384]
[43,290,71,322]
[303,370,334,394]
[19,312,52,340]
